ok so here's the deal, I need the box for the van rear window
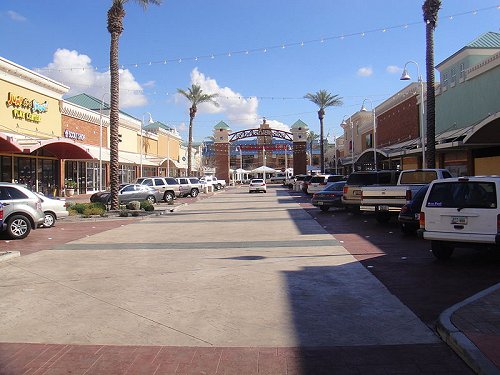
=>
[426,182,497,209]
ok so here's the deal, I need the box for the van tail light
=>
[406,190,412,201]
[419,212,425,228]
[343,186,348,194]
[497,214,500,232]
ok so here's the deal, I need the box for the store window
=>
[0,156,12,182]
[119,164,136,184]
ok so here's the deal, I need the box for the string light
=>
[34,6,495,73]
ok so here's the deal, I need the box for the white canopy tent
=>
[230,168,251,183]
[250,166,276,173]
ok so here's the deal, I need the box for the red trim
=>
[30,139,93,159]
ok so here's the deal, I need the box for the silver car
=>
[0,183,44,239]
[35,193,69,228]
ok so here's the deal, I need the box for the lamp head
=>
[360,104,368,112]
[400,68,411,81]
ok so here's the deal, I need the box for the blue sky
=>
[0,1,498,143]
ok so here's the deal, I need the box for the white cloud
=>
[386,65,402,74]
[357,66,373,77]
[177,122,187,132]
[7,10,26,22]
[143,80,156,88]
[41,49,147,108]
[176,68,289,132]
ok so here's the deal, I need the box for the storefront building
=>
[0,56,93,196]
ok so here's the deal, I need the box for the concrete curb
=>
[437,283,500,375]
[0,251,20,262]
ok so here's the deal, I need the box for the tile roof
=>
[466,32,500,48]
[65,93,136,119]
[291,119,309,129]
[214,121,230,130]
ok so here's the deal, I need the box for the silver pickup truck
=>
[360,169,453,222]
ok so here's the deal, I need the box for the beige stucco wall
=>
[474,156,500,175]
[158,134,180,161]
[1,80,62,138]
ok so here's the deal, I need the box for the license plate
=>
[379,205,389,211]
[451,216,467,225]
[353,190,361,196]
[317,201,323,205]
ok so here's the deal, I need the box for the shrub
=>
[118,210,129,217]
[131,211,140,217]
[82,206,105,217]
[126,201,141,210]
[140,200,154,211]
[68,202,106,215]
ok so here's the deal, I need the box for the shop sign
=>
[6,92,48,123]
[64,129,85,141]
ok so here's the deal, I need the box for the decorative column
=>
[291,120,309,175]
[213,121,231,183]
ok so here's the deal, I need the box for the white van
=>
[418,176,500,259]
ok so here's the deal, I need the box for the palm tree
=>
[107,0,161,210]
[304,90,343,173]
[177,84,219,175]
[423,0,441,168]
[307,131,319,167]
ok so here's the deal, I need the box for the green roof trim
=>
[214,121,230,130]
[291,119,308,129]
[144,121,175,132]
[65,93,137,120]
[466,32,500,48]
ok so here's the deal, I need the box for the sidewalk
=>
[438,282,500,375]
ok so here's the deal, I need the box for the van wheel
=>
[190,188,199,197]
[163,192,174,203]
[319,206,330,212]
[375,213,391,223]
[431,241,454,260]
[6,215,32,239]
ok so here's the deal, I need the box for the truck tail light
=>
[406,190,412,201]
[419,212,425,228]
[343,186,348,194]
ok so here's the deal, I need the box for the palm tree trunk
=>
[187,111,195,176]
[318,111,325,174]
[107,3,124,210]
[425,22,436,169]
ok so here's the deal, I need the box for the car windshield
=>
[310,176,326,183]
[325,181,346,191]
[426,181,497,209]
[400,171,438,184]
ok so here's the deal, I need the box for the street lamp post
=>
[99,93,110,191]
[401,60,425,167]
[361,98,377,170]
[332,131,338,175]
[341,115,354,173]
[140,112,153,178]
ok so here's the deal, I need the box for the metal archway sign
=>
[229,128,293,142]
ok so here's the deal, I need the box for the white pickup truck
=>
[360,169,453,222]
[200,175,227,190]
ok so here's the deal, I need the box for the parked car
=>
[249,179,267,193]
[342,170,400,213]
[360,169,452,222]
[0,182,44,239]
[90,184,162,205]
[35,192,69,228]
[307,174,345,195]
[291,174,307,190]
[135,176,182,202]
[200,175,226,190]
[418,176,500,259]
[397,184,430,235]
[311,181,347,212]
[176,177,202,197]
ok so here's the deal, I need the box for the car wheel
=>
[6,215,32,239]
[319,206,330,212]
[190,189,199,197]
[375,213,391,223]
[164,192,174,203]
[431,241,454,260]
[43,212,56,228]
[147,195,156,204]
[216,184,222,190]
